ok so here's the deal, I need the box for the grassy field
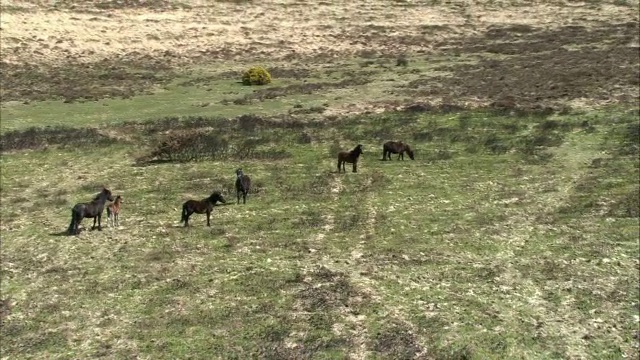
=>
[1,0,639,359]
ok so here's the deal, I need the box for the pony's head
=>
[95,188,115,202]
[352,144,364,155]
[405,146,415,160]
[236,168,244,178]
[209,191,226,204]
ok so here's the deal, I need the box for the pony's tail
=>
[67,210,76,235]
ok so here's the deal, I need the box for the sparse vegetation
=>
[396,55,409,67]
[1,0,639,359]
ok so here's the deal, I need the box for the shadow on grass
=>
[49,231,71,237]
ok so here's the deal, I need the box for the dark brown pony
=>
[337,144,364,173]
[107,195,123,227]
[382,141,415,161]
[235,168,251,205]
[181,191,226,227]
[67,188,115,235]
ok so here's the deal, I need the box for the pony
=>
[337,144,364,173]
[235,168,251,205]
[181,191,226,227]
[382,141,415,161]
[67,187,115,235]
[107,195,123,227]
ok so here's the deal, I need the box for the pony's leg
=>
[184,209,193,227]
[243,191,247,204]
[237,191,241,205]
[92,217,97,230]
[75,214,81,234]
[75,217,82,235]
[206,210,211,227]
[97,214,103,231]
[352,162,357,173]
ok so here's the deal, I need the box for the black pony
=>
[181,191,226,227]
[67,188,115,235]
[337,144,364,173]
[382,141,415,161]
[235,168,251,205]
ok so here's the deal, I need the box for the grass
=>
[1,0,639,358]
[1,107,638,359]
[0,55,472,133]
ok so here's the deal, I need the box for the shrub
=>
[242,66,272,86]
[138,130,291,164]
[146,131,230,163]
[0,126,118,152]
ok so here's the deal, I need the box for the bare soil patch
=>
[1,1,637,106]
[404,22,640,110]
[1,56,174,103]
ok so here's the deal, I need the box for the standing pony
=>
[382,141,415,161]
[337,144,364,173]
[67,188,115,235]
[235,168,251,205]
[181,191,226,227]
[107,195,123,227]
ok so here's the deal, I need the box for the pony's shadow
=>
[132,159,173,168]
[50,227,101,236]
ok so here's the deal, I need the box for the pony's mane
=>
[93,188,111,201]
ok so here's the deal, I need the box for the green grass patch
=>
[1,106,638,359]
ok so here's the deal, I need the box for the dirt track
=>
[1,0,638,108]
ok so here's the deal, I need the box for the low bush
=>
[0,126,118,152]
[138,130,291,164]
[242,66,272,86]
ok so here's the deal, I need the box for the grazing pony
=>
[382,141,415,161]
[235,168,251,205]
[337,144,364,173]
[181,191,226,227]
[107,195,123,227]
[67,188,115,235]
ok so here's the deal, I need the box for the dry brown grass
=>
[2,0,638,67]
